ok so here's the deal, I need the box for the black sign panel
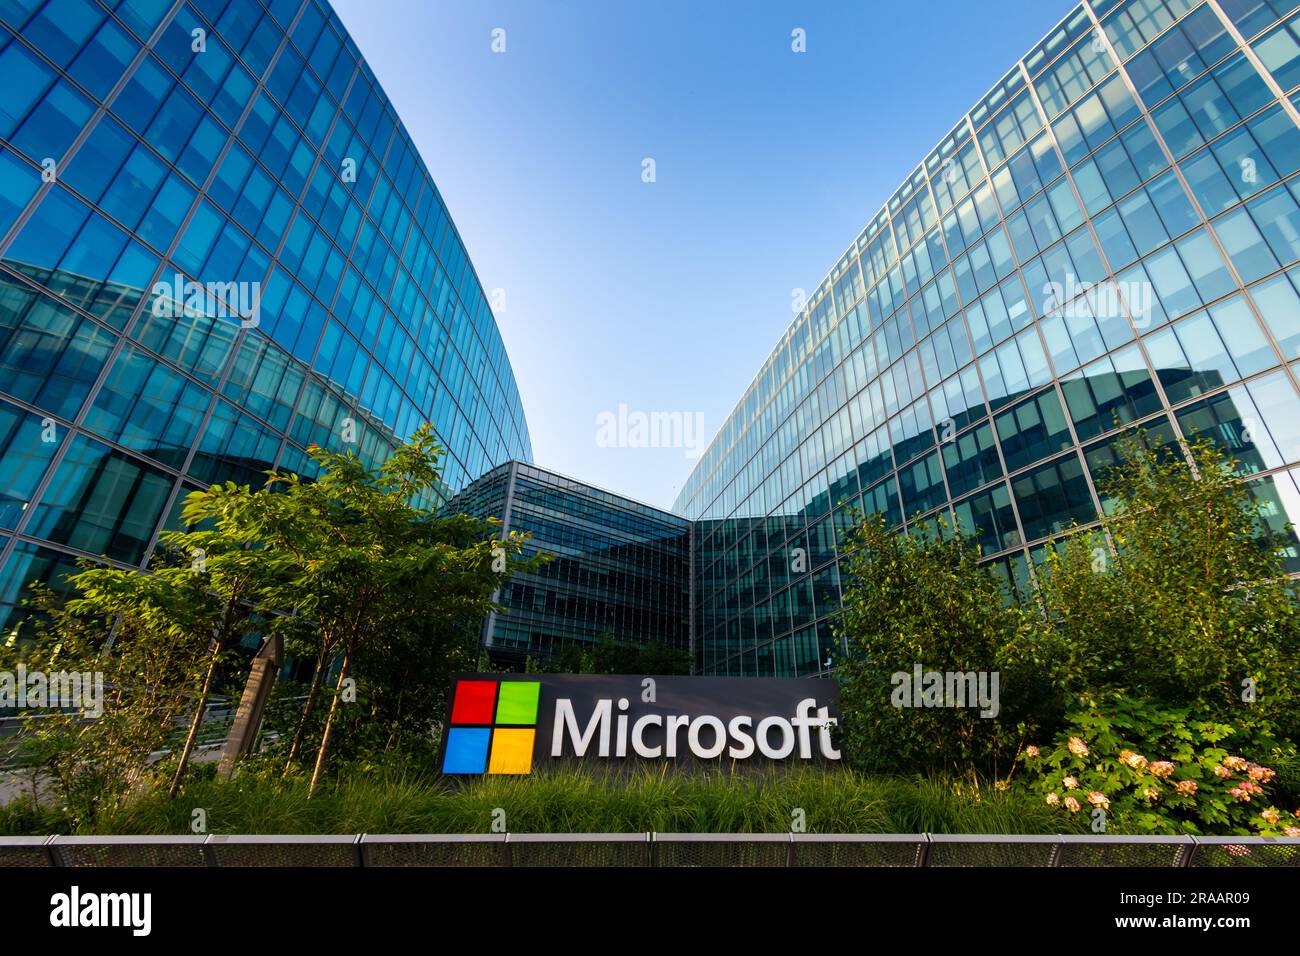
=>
[439,674,841,774]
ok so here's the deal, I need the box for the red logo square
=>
[450,680,497,724]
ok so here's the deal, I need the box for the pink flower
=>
[1064,796,1081,813]
[1284,827,1300,837]
[1223,755,1248,772]
[1262,809,1281,825]
[1119,750,1147,770]
[1026,745,1040,758]
[1062,776,1079,789]
[1228,781,1262,802]
[1046,792,1059,806]
[1087,791,1110,810]
[1247,764,1275,783]
[1150,761,1175,779]
[1143,787,1160,803]
[1175,780,1198,797]
[1214,765,1232,779]
[1068,737,1089,757]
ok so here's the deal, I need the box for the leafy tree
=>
[833,512,1059,777]
[547,642,594,674]
[0,516,268,803]
[176,424,537,795]
[589,631,646,674]
[636,639,693,676]
[76,532,266,797]
[326,614,485,768]
[1033,431,1300,738]
[0,584,218,824]
[3,425,536,804]
[534,631,692,675]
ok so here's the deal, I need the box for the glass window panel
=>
[0,399,59,530]
[1255,13,1300,90]
[953,482,1020,553]
[83,344,211,469]
[1062,345,1161,439]
[1249,266,1300,359]
[996,388,1074,472]
[942,419,1003,497]
[26,432,173,563]
[1180,146,1242,216]
[1210,295,1277,377]
[1176,383,1277,473]
[1215,204,1280,282]
[0,278,115,419]
[1012,454,1094,541]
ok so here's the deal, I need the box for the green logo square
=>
[495,681,540,725]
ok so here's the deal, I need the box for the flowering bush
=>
[1018,696,1299,835]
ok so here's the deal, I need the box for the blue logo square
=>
[442,727,491,773]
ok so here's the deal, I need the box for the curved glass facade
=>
[675,0,1300,677]
[0,0,531,634]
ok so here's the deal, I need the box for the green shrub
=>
[834,513,1060,779]
[1018,695,1300,836]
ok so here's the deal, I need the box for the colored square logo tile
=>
[488,728,535,774]
[442,678,541,775]
[495,681,540,725]
[442,727,491,773]
[450,680,496,725]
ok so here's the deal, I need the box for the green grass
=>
[0,766,1072,836]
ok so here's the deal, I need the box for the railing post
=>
[1048,836,1063,867]
[46,837,68,868]
[917,833,933,867]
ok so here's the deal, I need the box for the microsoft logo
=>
[441,679,540,774]
[439,674,841,772]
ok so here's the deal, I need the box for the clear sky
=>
[331,0,1076,510]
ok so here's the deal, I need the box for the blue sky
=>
[331,0,1075,509]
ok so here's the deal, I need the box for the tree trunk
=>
[383,690,404,752]
[168,638,223,799]
[307,651,350,798]
[283,645,328,775]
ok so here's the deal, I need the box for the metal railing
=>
[0,833,1296,867]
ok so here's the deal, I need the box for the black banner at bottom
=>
[0,863,1284,940]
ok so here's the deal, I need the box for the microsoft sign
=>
[439,674,841,775]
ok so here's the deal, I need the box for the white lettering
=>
[552,698,611,756]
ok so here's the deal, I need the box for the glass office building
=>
[675,0,1300,677]
[0,0,531,635]
[9,0,1300,678]
[453,461,690,667]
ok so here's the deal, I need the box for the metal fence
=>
[0,833,1296,867]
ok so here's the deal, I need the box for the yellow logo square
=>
[487,728,535,774]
